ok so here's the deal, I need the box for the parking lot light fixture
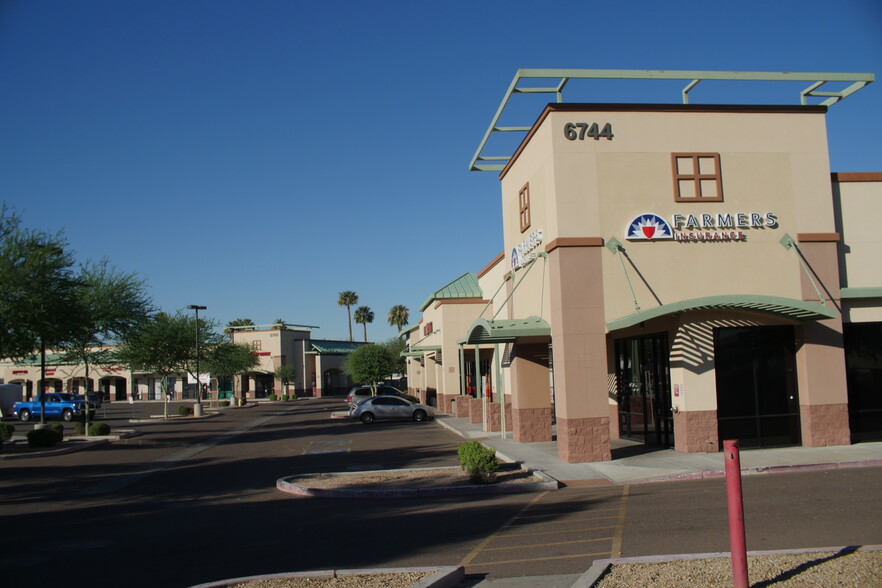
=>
[186,305,207,416]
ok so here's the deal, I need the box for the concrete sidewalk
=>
[434,413,882,485]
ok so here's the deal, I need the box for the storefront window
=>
[714,326,800,448]
[843,322,882,442]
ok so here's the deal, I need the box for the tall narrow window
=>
[672,153,723,202]
[519,183,531,232]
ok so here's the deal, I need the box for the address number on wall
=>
[563,122,614,141]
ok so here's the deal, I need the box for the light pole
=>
[187,305,207,417]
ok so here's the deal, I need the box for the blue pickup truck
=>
[13,393,94,422]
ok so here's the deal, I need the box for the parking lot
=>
[2,397,881,587]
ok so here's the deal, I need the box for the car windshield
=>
[58,393,75,401]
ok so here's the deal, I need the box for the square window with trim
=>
[519,183,531,232]
[672,153,723,202]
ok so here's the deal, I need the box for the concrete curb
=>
[0,430,138,460]
[623,457,882,485]
[573,544,882,587]
[276,466,558,499]
[129,410,223,423]
[188,565,465,588]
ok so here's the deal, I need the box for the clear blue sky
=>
[2,0,880,342]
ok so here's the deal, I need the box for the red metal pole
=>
[724,439,749,588]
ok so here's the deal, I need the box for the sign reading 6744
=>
[564,122,614,141]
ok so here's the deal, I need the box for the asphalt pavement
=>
[433,411,882,587]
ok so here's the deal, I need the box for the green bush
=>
[268,394,278,401]
[88,422,111,436]
[74,421,86,435]
[219,400,230,407]
[281,394,289,402]
[457,441,499,484]
[27,428,61,448]
[177,406,193,417]
[49,422,64,441]
[0,422,15,441]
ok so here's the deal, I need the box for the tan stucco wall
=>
[836,178,882,323]
[501,107,835,326]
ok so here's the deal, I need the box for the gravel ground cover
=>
[595,548,882,587]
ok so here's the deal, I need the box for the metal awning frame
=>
[469,68,875,172]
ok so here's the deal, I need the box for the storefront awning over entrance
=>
[462,316,551,344]
[606,295,838,331]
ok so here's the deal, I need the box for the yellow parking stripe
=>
[609,484,629,558]
[491,524,620,539]
[478,536,614,552]
[459,490,549,566]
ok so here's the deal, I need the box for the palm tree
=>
[225,318,255,336]
[338,290,358,341]
[273,318,286,329]
[387,304,409,333]
[354,306,374,342]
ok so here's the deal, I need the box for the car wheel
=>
[360,412,375,424]
[412,409,427,422]
[62,408,73,422]
[19,409,30,422]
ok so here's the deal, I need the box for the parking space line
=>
[461,485,628,574]
[459,490,550,566]
[609,484,629,558]
[478,536,614,552]
[498,525,620,539]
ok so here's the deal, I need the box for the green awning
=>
[607,295,838,331]
[307,341,363,355]
[462,316,551,344]
[840,287,882,299]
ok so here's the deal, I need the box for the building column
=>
[510,342,552,442]
[548,243,611,462]
[794,238,850,447]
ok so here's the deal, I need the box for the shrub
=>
[458,441,499,484]
[27,428,60,448]
[177,406,193,417]
[219,400,230,407]
[268,394,278,401]
[74,421,86,435]
[0,422,15,442]
[88,422,110,436]
[49,422,64,441]
[281,394,289,402]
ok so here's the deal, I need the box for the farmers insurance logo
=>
[626,214,673,240]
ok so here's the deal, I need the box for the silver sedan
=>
[349,396,432,424]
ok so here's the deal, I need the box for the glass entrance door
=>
[616,332,673,446]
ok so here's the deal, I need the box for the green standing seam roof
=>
[419,272,483,311]
[606,295,838,331]
[307,341,363,355]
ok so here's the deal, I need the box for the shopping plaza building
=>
[404,69,881,463]
[0,325,361,402]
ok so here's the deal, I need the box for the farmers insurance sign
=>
[626,212,778,242]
